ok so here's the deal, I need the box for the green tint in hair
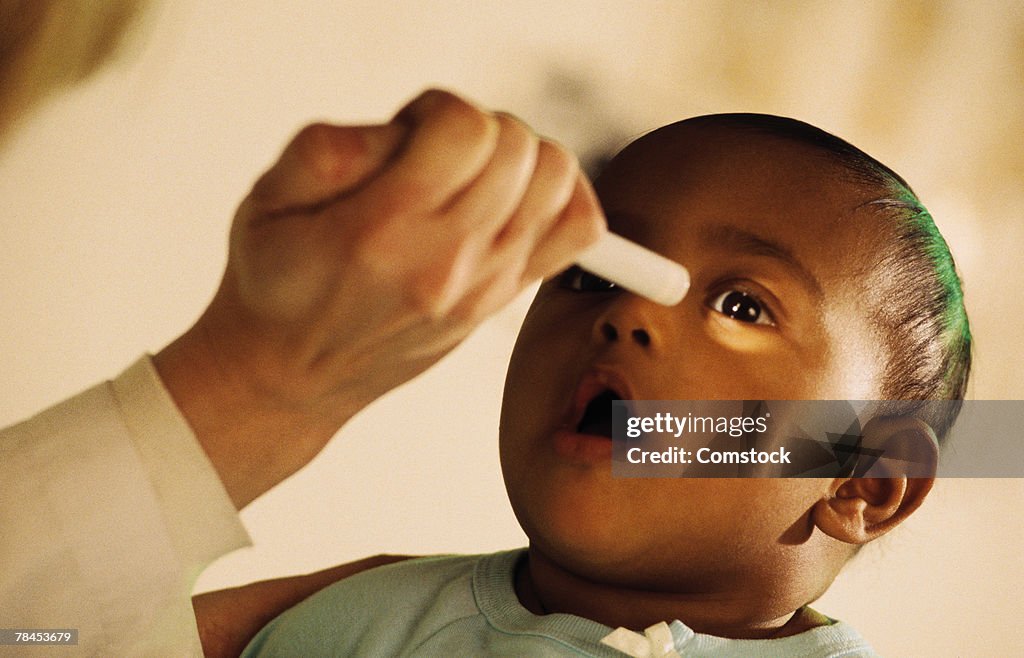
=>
[865,189,971,439]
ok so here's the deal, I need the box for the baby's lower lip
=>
[551,428,614,464]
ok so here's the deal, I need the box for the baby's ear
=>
[812,416,938,545]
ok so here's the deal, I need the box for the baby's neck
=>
[517,547,824,640]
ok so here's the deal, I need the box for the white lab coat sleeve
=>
[0,356,251,656]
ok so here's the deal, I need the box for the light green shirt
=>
[243,549,878,657]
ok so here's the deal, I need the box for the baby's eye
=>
[709,290,774,326]
[558,266,618,293]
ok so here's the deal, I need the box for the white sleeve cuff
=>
[110,355,252,577]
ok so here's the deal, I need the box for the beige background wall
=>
[1,2,1021,655]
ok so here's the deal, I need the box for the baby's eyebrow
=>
[698,224,823,300]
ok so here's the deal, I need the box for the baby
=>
[238,114,971,656]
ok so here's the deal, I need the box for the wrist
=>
[153,314,361,508]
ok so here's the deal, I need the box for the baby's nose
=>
[593,297,661,350]
[598,321,651,347]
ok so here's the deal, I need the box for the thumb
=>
[248,121,406,214]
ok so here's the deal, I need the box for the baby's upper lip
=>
[566,366,637,431]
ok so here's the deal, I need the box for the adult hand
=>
[154,89,605,507]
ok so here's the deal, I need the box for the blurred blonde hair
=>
[0,0,145,134]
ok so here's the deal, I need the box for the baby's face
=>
[499,124,891,591]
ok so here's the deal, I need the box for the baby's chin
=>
[520,504,701,587]
[527,529,727,595]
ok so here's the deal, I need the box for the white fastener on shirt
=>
[600,621,681,658]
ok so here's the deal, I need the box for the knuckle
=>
[536,140,579,184]
[557,185,606,249]
[495,213,529,245]
[433,95,497,147]
[293,122,345,178]
[494,112,536,150]
[415,87,459,109]
[293,122,334,155]
[577,208,607,248]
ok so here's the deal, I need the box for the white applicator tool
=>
[575,232,690,306]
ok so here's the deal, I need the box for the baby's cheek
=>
[705,314,780,353]
[699,316,813,397]
[819,320,886,399]
[638,481,791,558]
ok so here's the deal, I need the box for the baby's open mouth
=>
[575,389,621,439]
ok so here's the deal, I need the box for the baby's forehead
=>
[595,117,904,305]
[596,118,898,241]
[605,129,865,218]
[604,118,850,188]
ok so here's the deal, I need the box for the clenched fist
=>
[154,89,606,507]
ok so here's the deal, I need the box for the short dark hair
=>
[672,114,972,440]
